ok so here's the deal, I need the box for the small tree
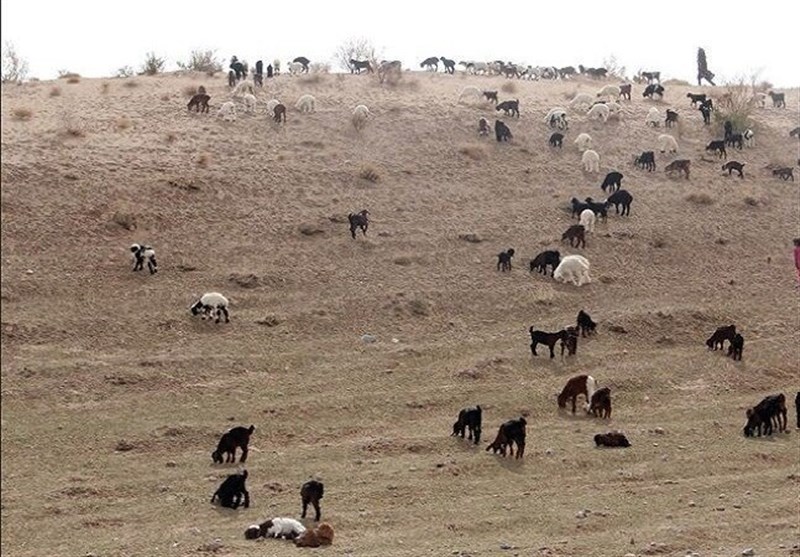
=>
[1,42,29,83]
[116,65,134,78]
[602,54,627,80]
[141,52,166,76]
[334,37,379,72]
[177,49,223,76]
[713,76,757,132]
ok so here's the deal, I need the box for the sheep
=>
[579,208,596,234]
[634,151,656,171]
[190,292,230,323]
[636,70,661,84]
[483,90,498,104]
[211,470,250,509]
[300,479,324,521]
[596,84,620,99]
[544,107,568,130]
[348,209,369,239]
[529,250,561,276]
[576,310,597,337]
[130,243,157,274]
[705,140,727,159]
[594,432,630,447]
[558,374,597,414]
[586,103,610,122]
[240,93,257,114]
[553,254,591,286]
[744,394,787,437]
[295,94,316,113]
[478,117,492,137]
[529,327,570,359]
[600,171,623,193]
[562,224,586,248]
[349,59,373,74]
[549,132,564,148]
[420,56,439,71]
[657,134,678,154]
[768,91,786,108]
[619,83,632,101]
[772,167,794,181]
[288,61,305,75]
[686,92,706,107]
[232,80,255,97]
[664,159,690,179]
[495,120,512,142]
[212,425,255,464]
[569,93,594,110]
[582,149,600,172]
[292,56,310,73]
[646,107,661,127]
[706,324,736,351]
[574,132,593,152]
[727,333,744,361]
[260,517,307,539]
[485,417,526,458]
[607,189,633,216]
[272,103,287,123]
[722,161,745,179]
[743,129,755,148]
[497,248,515,271]
[216,101,237,122]
[458,86,483,104]
[440,57,456,74]
[452,405,482,444]
[294,523,335,547]
[352,104,370,131]
[496,99,520,117]
[589,387,612,418]
[664,109,678,128]
[606,101,623,119]
[187,93,211,113]
[643,84,665,99]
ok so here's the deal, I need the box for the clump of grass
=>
[685,192,714,205]
[713,78,757,131]
[112,211,137,230]
[358,164,380,182]
[66,76,80,84]
[116,116,132,130]
[743,196,760,207]
[501,81,517,94]
[49,86,62,97]
[299,73,326,86]
[196,152,211,168]
[123,79,139,88]
[650,236,667,249]
[165,132,177,143]
[160,93,170,101]
[12,107,33,121]
[458,144,487,161]
[100,82,110,94]
[182,85,199,97]
[60,114,86,138]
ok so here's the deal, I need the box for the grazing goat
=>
[478,117,492,137]
[529,250,561,276]
[790,127,800,139]
[549,132,564,148]
[772,167,794,181]
[349,59,373,74]
[706,324,736,351]
[638,70,661,84]
[495,120,512,142]
[187,93,211,113]
[560,326,579,357]
[594,432,630,447]
[485,417,526,458]
[583,197,609,219]
[190,292,230,323]
[619,83,632,101]
[497,248,515,272]
[726,132,744,150]
[273,103,287,123]
[211,470,250,509]
[212,425,255,464]
[722,161,745,178]
[664,159,690,179]
[600,171,623,193]
[300,480,324,521]
[579,209,596,234]
[352,104,370,131]
[635,151,656,171]
[646,107,661,127]
[483,90,498,104]
[596,84,620,99]
[727,333,744,361]
[586,103,610,122]
[744,394,787,437]
[558,374,597,414]
[230,58,247,80]
[768,91,785,108]
[657,134,678,154]
[574,132,593,151]
[420,57,439,71]
[130,243,157,274]
[687,93,707,107]
[217,101,237,122]
[295,94,316,113]
[607,189,633,216]
[577,310,597,337]
[665,109,678,128]
[743,129,755,148]
[496,99,520,117]
[562,224,586,248]
[530,327,570,359]
[452,405,482,444]
[292,56,310,73]
[294,523,335,547]
[553,254,591,286]
[643,84,665,99]
[582,149,600,173]
[250,517,307,540]
[699,103,712,125]
[589,387,612,418]
[706,140,727,159]
[348,209,369,239]
[440,57,456,74]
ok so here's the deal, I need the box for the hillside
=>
[1,71,799,557]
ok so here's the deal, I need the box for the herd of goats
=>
[128,54,800,546]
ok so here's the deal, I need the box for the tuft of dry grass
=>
[100,82,110,94]
[60,114,86,138]
[358,164,380,182]
[160,93,170,102]
[501,81,517,94]
[12,107,33,121]
[66,77,80,84]
[458,144,487,161]
[685,192,714,205]
[182,85,198,97]
[196,153,211,168]
[165,132,177,143]
[49,86,62,97]
[116,116,132,131]
[111,211,137,230]
[743,196,761,207]
[123,80,139,88]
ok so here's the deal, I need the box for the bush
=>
[334,37,379,72]
[49,86,62,97]
[116,116,132,130]
[602,54,627,80]
[358,164,380,182]
[1,42,29,83]
[685,192,714,205]
[141,52,165,76]
[115,65,134,78]
[177,49,223,75]
[12,107,33,121]
[713,78,757,131]
[66,77,80,84]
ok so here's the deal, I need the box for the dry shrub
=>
[49,86,61,97]
[160,93,170,102]
[12,107,33,121]
[685,192,714,205]
[182,85,198,97]
[100,82,110,94]
[196,153,211,168]
[501,81,517,94]
[112,211,137,230]
[713,78,756,131]
[458,144,487,161]
[66,77,80,84]
[663,78,690,86]
[358,164,380,182]
[61,114,86,138]
[116,116,132,130]
[123,79,139,88]
[165,132,177,143]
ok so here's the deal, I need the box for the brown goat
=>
[485,417,526,459]
[589,387,612,418]
[212,425,255,464]
[558,374,597,414]
[273,103,287,123]
[665,159,691,179]
[294,523,335,547]
[561,224,586,248]
[187,93,211,113]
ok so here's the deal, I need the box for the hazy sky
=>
[2,0,798,87]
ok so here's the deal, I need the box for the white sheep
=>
[586,103,610,122]
[606,101,623,117]
[657,134,678,154]
[241,93,257,113]
[288,61,305,75]
[465,61,489,75]
[569,93,594,111]
[295,94,316,113]
[582,149,600,172]
[352,104,370,131]
[646,107,661,127]
[574,132,593,151]
[217,101,237,122]
[190,292,230,323]
[553,254,591,286]
[266,99,282,114]
[579,209,596,233]
[232,81,255,97]
[458,86,482,104]
[264,517,307,539]
[596,84,621,99]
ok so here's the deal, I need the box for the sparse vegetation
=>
[196,153,211,168]
[141,52,166,76]
[182,85,199,97]
[458,144,487,161]
[602,54,627,80]
[686,192,714,205]
[100,82,110,94]
[123,80,139,88]
[334,37,379,72]
[111,210,137,230]
[165,132,177,143]
[1,42,29,83]
[116,116,132,130]
[177,49,223,76]
[359,164,380,182]
[49,86,62,97]
[12,107,33,121]
[60,114,86,138]
[713,77,757,131]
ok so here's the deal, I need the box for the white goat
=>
[582,149,600,172]
[574,132,593,151]
[232,81,255,97]
[586,103,610,122]
[579,209,596,233]
[553,255,591,286]
[288,62,305,75]
[295,94,316,113]
[241,93,257,113]
[596,85,621,99]
[264,517,307,539]
[569,93,594,111]
[217,101,237,122]
[743,128,755,147]
[646,107,661,127]
[657,134,678,153]
[352,104,370,131]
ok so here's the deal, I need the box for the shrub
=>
[1,42,29,83]
[141,52,165,76]
[112,210,137,230]
[123,80,139,88]
[358,164,380,182]
[182,85,199,97]
[12,107,33,121]
[61,114,86,138]
[115,65,134,78]
[177,49,223,75]
[602,54,627,80]
[500,81,517,94]
[196,153,211,168]
[49,86,62,97]
[165,132,177,143]
[458,144,487,161]
[334,37,379,72]
[713,78,756,131]
[160,93,170,101]
[66,77,80,84]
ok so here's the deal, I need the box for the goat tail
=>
[529,326,534,334]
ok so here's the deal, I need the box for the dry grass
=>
[159,93,170,102]
[501,81,517,94]
[358,163,380,182]
[196,152,211,168]
[49,86,61,97]
[458,144,488,161]
[12,107,33,121]
[66,76,80,84]
[165,132,177,143]
[115,116,132,131]
[685,192,715,205]
[299,73,327,86]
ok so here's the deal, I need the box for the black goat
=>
[187,94,211,113]
[292,56,310,73]
[600,171,623,193]
[686,93,706,107]
[483,90,498,104]
[706,324,736,351]
[594,432,630,447]
[583,197,609,220]
[589,387,612,418]
[560,326,579,357]
[496,99,520,117]
[348,209,369,239]
[768,91,785,108]
[722,161,745,179]
[530,327,569,359]
[562,224,586,248]
[634,151,656,171]
[576,310,597,337]
[230,59,247,80]
[529,250,561,276]
[607,189,633,216]
[744,394,787,437]
[772,167,794,181]
[665,109,678,128]
[497,248,515,272]
[300,479,324,521]
[420,56,439,71]
[549,132,564,148]
[699,104,712,125]
[495,120,512,142]
[349,59,373,74]
[130,243,158,274]
[227,70,236,88]
[452,405,482,444]
[706,140,727,159]
[643,84,664,99]
[727,333,744,360]
[440,57,456,74]
[211,470,250,509]
[726,133,744,150]
[212,425,255,464]
[478,117,492,137]
[485,417,526,458]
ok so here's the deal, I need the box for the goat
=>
[553,254,591,286]
[452,405,482,444]
[558,374,597,414]
[483,90,498,104]
[272,103,287,123]
[130,243,157,274]
[768,91,786,108]
[743,129,755,148]
[530,327,569,359]
[549,132,564,148]
[600,171,623,193]
[229,57,247,80]
[496,99,520,117]
[699,103,712,125]
[583,197,609,220]
[706,324,736,351]
[607,189,633,216]
[485,417,526,459]
[619,83,632,101]
[190,292,230,323]
[594,432,630,447]
[706,140,727,159]
[772,167,794,181]
[722,161,745,179]
[294,523,334,547]
[352,104,370,131]
[562,224,586,248]
[250,517,307,540]
[579,208,596,234]
[348,209,369,239]
[589,387,612,418]
[634,151,656,172]
[638,70,661,84]
[495,119,512,142]
[665,109,678,128]
[349,59,373,74]
[212,425,255,464]
[420,57,439,71]
[227,69,236,88]
[744,394,787,437]
[664,159,690,179]
[478,117,492,137]
[686,93,707,107]
[187,93,211,113]
[497,248,515,272]
[576,310,597,337]
[529,250,561,276]
[643,84,665,99]
[657,134,678,153]
[211,470,250,509]
[560,326,579,357]
[727,333,744,361]
[300,480,324,521]
[582,149,600,173]
[440,57,456,74]
[292,56,310,73]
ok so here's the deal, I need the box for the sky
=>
[2,0,799,88]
